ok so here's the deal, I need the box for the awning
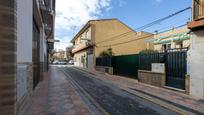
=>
[153,31,190,44]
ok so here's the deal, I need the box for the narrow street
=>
[2,1,204,115]
[58,66,178,115]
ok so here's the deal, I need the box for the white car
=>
[52,60,59,65]
[68,60,74,65]
[58,61,67,65]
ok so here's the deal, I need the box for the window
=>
[193,0,204,19]
[81,56,85,63]
[176,41,183,49]
[162,44,171,51]
[167,44,171,50]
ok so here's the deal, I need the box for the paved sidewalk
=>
[28,66,91,115]
[75,67,204,114]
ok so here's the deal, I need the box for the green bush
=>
[99,48,114,57]
[139,49,158,54]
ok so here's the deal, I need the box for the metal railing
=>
[96,56,112,67]
[39,0,55,15]
[138,48,189,71]
[139,53,164,70]
[138,48,187,89]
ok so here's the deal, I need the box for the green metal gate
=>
[138,48,188,90]
[165,50,187,90]
[112,54,139,79]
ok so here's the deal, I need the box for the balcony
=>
[39,0,55,23]
[39,0,54,12]
[72,41,94,53]
[193,0,204,20]
[188,0,204,29]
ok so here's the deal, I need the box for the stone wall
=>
[138,70,165,87]
[95,66,113,75]
[16,63,33,115]
[185,75,190,95]
[0,0,17,114]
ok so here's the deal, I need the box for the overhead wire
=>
[96,24,188,48]
[95,7,191,45]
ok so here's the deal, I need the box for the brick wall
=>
[0,0,17,114]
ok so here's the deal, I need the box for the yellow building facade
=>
[71,19,154,68]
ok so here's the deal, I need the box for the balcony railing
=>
[193,0,204,20]
[39,0,55,15]
[72,41,94,53]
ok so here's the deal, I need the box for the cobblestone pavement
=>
[61,66,178,115]
[76,66,204,114]
[28,66,91,115]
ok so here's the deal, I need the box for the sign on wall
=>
[151,63,165,73]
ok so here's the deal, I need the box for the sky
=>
[54,0,191,51]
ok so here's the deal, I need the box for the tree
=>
[66,46,73,60]
[99,48,114,57]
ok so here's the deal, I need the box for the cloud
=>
[55,0,112,50]
[54,36,73,51]
[55,0,112,30]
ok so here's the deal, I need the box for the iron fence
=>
[139,53,165,70]
[112,54,139,78]
[96,56,112,67]
[96,54,139,78]
[138,48,188,90]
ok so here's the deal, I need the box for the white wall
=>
[87,54,94,70]
[17,0,33,63]
[188,29,204,99]
[16,0,33,103]
[74,51,87,68]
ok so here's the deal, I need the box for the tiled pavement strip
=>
[74,67,204,114]
[28,67,91,115]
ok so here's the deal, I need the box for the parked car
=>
[58,61,67,65]
[68,60,74,65]
[52,60,59,65]
[52,60,67,65]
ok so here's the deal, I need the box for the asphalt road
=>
[60,66,178,115]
